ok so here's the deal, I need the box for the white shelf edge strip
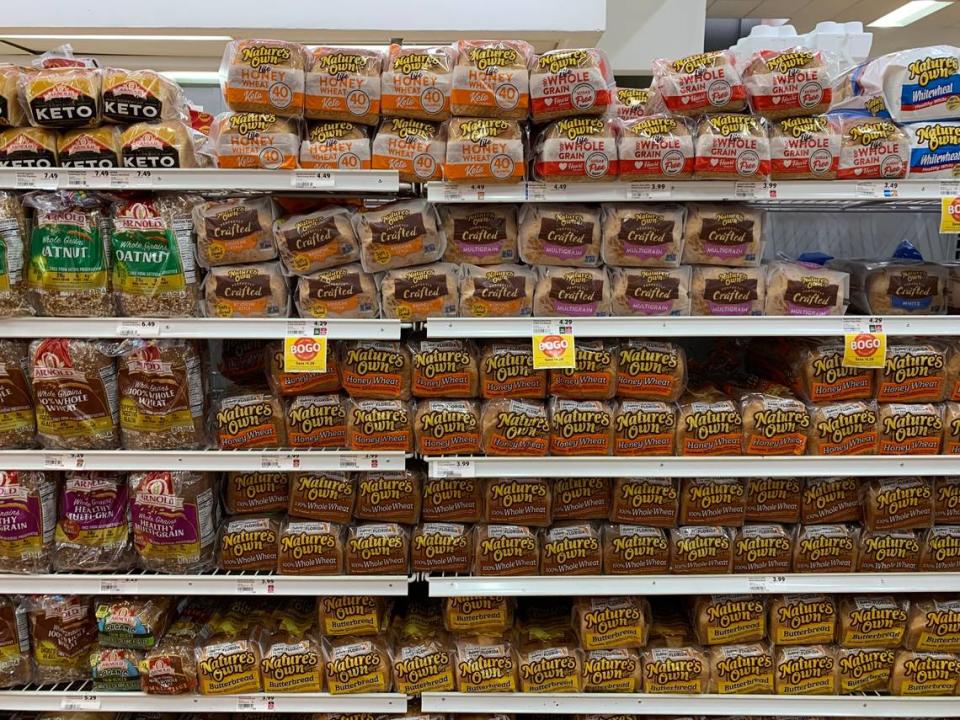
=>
[0,318,404,340]
[0,450,407,472]
[426,178,960,203]
[428,455,960,478]
[0,168,401,193]
[0,690,407,712]
[427,572,960,597]
[0,574,410,596]
[420,692,959,717]
[426,316,960,339]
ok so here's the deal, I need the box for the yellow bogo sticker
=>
[843,332,886,369]
[283,335,328,373]
[940,196,960,234]
[532,333,576,370]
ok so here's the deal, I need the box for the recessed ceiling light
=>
[0,34,232,42]
[868,0,953,28]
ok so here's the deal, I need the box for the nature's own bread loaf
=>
[299,120,372,169]
[683,205,763,267]
[479,342,546,399]
[355,469,422,524]
[641,646,709,693]
[708,642,775,694]
[582,648,642,692]
[732,524,793,573]
[617,115,694,180]
[345,398,414,452]
[693,595,766,645]
[802,476,862,524]
[692,267,765,316]
[414,399,482,456]
[305,47,382,124]
[410,339,479,398]
[480,398,549,456]
[324,636,393,694]
[540,523,602,576]
[530,49,614,123]
[534,268,612,317]
[444,118,525,183]
[549,398,615,456]
[410,522,472,573]
[603,524,669,574]
[317,595,388,638]
[453,636,518,692]
[764,261,849,316]
[670,525,733,574]
[793,524,859,573]
[574,596,649,650]
[769,594,837,646]
[889,650,960,695]
[422,477,484,523]
[296,263,379,319]
[610,477,678,526]
[355,199,445,272]
[774,645,838,695]
[654,51,746,116]
[829,260,949,315]
[770,115,841,179]
[202,263,290,318]
[443,596,513,635]
[266,340,340,396]
[441,205,518,265]
[737,386,811,456]
[371,118,445,183]
[878,403,944,454]
[904,599,960,652]
[919,525,960,571]
[381,44,455,121]
[260,630,323,693]
[210,112,299,169]
[547,341,617,400]
[519,204,602,267]
[675,386,742,456]
[391,631,457,695]
[451,40,533,119]
[222,39,305,116]
[474,524,539,575]
[839,596,909,648]
[742,48,833,119]
[616,340,686,401]
[877,342,948,402]
[273,206,359,275]
[217,515,280,572]
[484,478,552,527]
[863,476,935,530]
[341,340,411,400]
[533,117,618,181]
[460,264,536,318]
[809,401,880,455]
[601,203,685,268]
[935,476,960,522]
[678,477,746,526]
[837,116,909,179]
[694,114,770,181]
[380,262,459,321]
[214,389,285,449]
[746,477,802,522]
[345,522,409,575]
[224,472,289,515]
[858,529,921,572]
[945,403,960,453]
[613,86,663,120]
[613,400,677,456]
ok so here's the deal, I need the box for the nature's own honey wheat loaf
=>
[675,387,742,456]
[341,340,411,400]
[222,39,305,116]
[614,401,677,456]
[345,398,414,452]
[284,394,346,449]
[616,340,686,401]
[305,47,382,124]
[214,390,285,450]
[480,343,547,399]
[808,401,879,456]
[549,398,615,456]
[410,339,479,399]
[452,40,533,119]
[480,399,549,456]
[415,400,482,456]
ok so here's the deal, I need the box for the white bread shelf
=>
[427,455,960,478]
[427,178,959,203]
[0,317,403,340]
[0,449,406,472]
[425,315,960,339]
[0,573,409,596]
[0,168,401,193]
[426,573,960,597]
[420,692,958,717]
[0,686,406,713]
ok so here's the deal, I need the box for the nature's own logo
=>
[815,408,877,442]
[553,406,611,437]
[708,115,758,136]
[389,118,434,142]
[914,124,960,152]
[419,409,478,438]
[671,52,721,74]
[240,45,292,68]
[345,346,404,375]
[619,346,678,376]
[309,122,357,142]
[228,113,276,135]
[908,56,960,86]
[314,53,369,76]
[392,52,444,75]
[469,46,519,70]
[393,650,451,684]
[780,116,828,139]
[839,649,895,679]
[848,122,897,146]
[457,119,510,142]
[628,117,677,137]
[537,50,589,73]
[583,606,643,634]
[776,599,835,629]
[704,599,765,628]
[554,117,605,140]
[764,51,815,73]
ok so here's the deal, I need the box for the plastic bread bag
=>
[26,594,96,684]
[96,596,177,649]
[0,340,36,449]
[284,394,346,449]
[380,262,460,321]
[519,203,602,267]
[355,468,423,525]
[345,522,410,575]
[24,191,113,317]
[0,126,58,167]
[209,112,299,169]
[616,340,687,402]
[102,68,188,124]
[300,120,372,169]
[451,40,534,119]
[345,399,414,452]
[611,86,665,121]
[769,115,842,180]
[534,267,612,318]
[354,199,446,273]
[517,643,584,693]
[443,596,514,635]
[196,632,265,695]
[453,635,518,692]
[53,471,134,572]
[266,337,340,396]
[382,44,456,121]
[274,205,359,275]
[947,403,960,454]
[601,202,684,268]
[670,525,734,574]
[371,117,446,184]
[653,50,746,116]
[440,204,518,265]
[530,48,615,124]
[216,514,280,572]
[890,650,960,695]
[0,65,23,128]
[773,644,839,695]
[548,339,618,400]
[0,193,33,317]
[793,523,859,573]
[708,642,775,694]
[763,259,849,316]
[533,116,618,182]
[57,126,122,167]
[742,47,836,119]
[318,596,391,638]
[277,518,345,575]
[260,624,324,693]
[201,262,291,319]
[549,397,615,456]
[29,338,120,450]
[473,524,540,575]
[305,46,383,125]
[221,39,306,117]
[0,470,56,573]
[573,596,650,651]
[19,65,101,128]
[194,196,278,268]
[611,267,691,316]
[836,113,909,180]
[682,204,763,267]
[694,114,770,180]
[690,266,765,317]
[340,339,411,400]
[617,115,695,180]
[444,118,525,183]
[414,399,481,456]
[119,120,199,168]
[877,403,945,455]
[0,596,30,688]
[641,646,709,691]
[213,388,286,449]
[769,594,837,646]
[903,120,960,177]
[224,471,289,516]
[296,263,380,319]
[459,263,536,318]
[483,478,552,527]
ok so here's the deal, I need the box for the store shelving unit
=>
[420,692,960,717]
[427,455,960,478]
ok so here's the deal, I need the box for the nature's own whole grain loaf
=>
[530,48,614,124]
[618,114,696,181]
[742,47,834,119]
[305,47,382,124]
[769,115,841,179]
[533,116,618,182]
[654,50,746,116]
[613,86,663,120]
[693,114,770,180]
[473,524,540,576]
[451,40,533,119]
[837,115,909,179]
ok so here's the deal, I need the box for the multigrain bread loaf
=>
[534,267,612,317]
[441,204,518,265]
[519,204,602,267]
[601,203,685,268]
[691,266,765,316]
[764,261,849,316]
[0,470,56,573]
[683,205,763,267]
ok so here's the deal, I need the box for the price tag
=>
[628,182,671,200]
[432,459,476,478]
[940,196,960,234]
[15,170,58,189]
[44,453,85,470]
[940,180,960,197]
[762,180,779,198]
[747,575,786,592]
[883,181,899,198]
[842,317,887,368]
[441,183,463,201]
[117,319,161,338]
[856,181,882,198]
[61,695,101,711]
[283,335,328,373]
[292,171,334,189]
[64,170,90,189]
[532,318,575,370]
[260,453,301,471]
[734,182,760,199]
[527,182,546,201]
[99,578,139,594]
[237,695,276,711]
[237,579,277,596]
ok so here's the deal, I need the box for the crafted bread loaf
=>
[356,199,445,272]
[195,196,278,266]
[441,204,518,265]
[459,263,536,318]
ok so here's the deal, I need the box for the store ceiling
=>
[708,0,960,54]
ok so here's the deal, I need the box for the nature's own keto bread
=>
[305,47,382,124]
[444,118,525,183]
[300,120,372,169]
[371,117,446,183]
[210,112,299,169]
[222,39,305,116]
[451,40,533,119]
[382,45,456,121]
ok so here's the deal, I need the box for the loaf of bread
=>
[746,478,803,522]
[284,393,346,449]
[935,476,960,523]
[839,595,909,649]
[904,599,960,652]
[733,524,793,573]
[0,66,22,128]
[770,115,841,179]
[54,471,135,572]
[222,39,305,116]
[276,519,344,575]
[919,525,960,571]
[390,631,456,695]
[878,342,949,402]
[194,197,277,268]
[793,524,859,573]
[409,339,479,398]
[642,646,710,694]
[260,629,324,693]
[670,526,734,574]
[691,266,765,316]
[21,66,101,128]
[57,126,121,167]
[341,340,411,400]
[737,387,811,456]
[809,401,879,456]
[345,398,414,452]
[613,400,677,455]
[616,340,686,401]
[574,596,650,650]
[534,267,612,317]
[202,263,290,318]
[324,636,393,694]
[769,595,837,646]
[654,50,746,115]
[296,263,379,319]
[774,645,838,695]
[273,206,359,275]
[0,126,57,167]
[441,205,518,265]
[299,120,372,169]
[533,117,618,181]
[345,522,409,575]
[708,642,775,694]
[451,40,533,119]
[858,529,920,572]
[694,114,770,180]
[381,44,455,121]
[768,339,874,403]
[214,389,285,449]
[764,261,849,316]
[828,259,948,315]
[683,205,763,267]
[837,116,909,179]
[27,595,96,683]
[317,596,387,637]
[613,86,663,120]
[582,648,642,692]
[549,398,615,456]
[422,476,484,523]
[542,479,606,521]
[288,472,354,523]
[0,471,55,573]
[480,398,550,456]
[444,118,525,183]
[484,478,552,527]
[675,386,743,456]
[801,476,861,524]
[453,636,518,692]
[602,524,669,575]
[865,477,934,530]
[890,650,960,696]
[611,267,692,317]
[305,47,382,124]
[120,120,197,168]
[460,263,536,318]
[0,343,35,449]
[618,115,694,180]
[678,477,746,526]
[411,522,472,574]
[530,49,614,123]
[356,199,445,272]
[380,262,459,321]
[742,48,833,119]
[217,515,280,572]
[473,524,539,575]
[210,112,299,169]
[414,399,481,456]
[547,340,617,400]
[519,204,602,267]
[601,203,685,268]
[610,477,679,526]
[371,117,446,183]
[0,596,30,688]
[443,596,514,635]
[355,469,422,524]
[480,342,547,398]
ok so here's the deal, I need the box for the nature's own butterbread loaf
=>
[202,263,290,318]
[890,650,960,695]
[858,529,921,572]
[443,596,513,635]
[217,515,280,572]
[574,596,649,650]
[670,525,733,574]
[355,199,445,272]
[480,343,546,399]
[453,636,518,692]
[774,645,838,695]
[693,595,766,645]
[273,206,359,275]
[345,522,409,575]
[616,340,686,401]
[678,477,746,526]
[530,49,613,123]
[296,263,379,319]
[877,342,948,402]
[614,400,677,456]
[708,642,775,694]
[905,599,960,652]
[802,476,861,524]
[746,477,802,522]
[793,524,858,573]
[549,398,615,456]
[770,115,841,179]
[414,399,482,456]
[305,47,382,124]
[441,205,518,265]
[444,118,525,183]
[641,646,709,693]
[451,40,533,119]
[371,117,445,183]
[460,264,536,318]
[381,44,455,121]
[610,477,678,526]
[380,262,459,321]
[345,398,414,452]
[732,524,793,573]
[341,340,411,400]
[603,524,669,574]
[764,261,849,316]
[214,389,285,449]
[742,48,833,119]
[519,204,602,267]
[20,67,100,128]
[839,596,909,648]
[809,401,879,456]
[617,115,694,180]
[601,203,685,268]
[582,648,642,692]
[694,114,770,181]
[260,630,323,693]
[484,478,552,527]
[837,116,909,179]
[222,39,305,116]
[410,339,479,398]
[533,117,618,182]
[683,205,763,267]
[675,386,742,456]
[300,120,372,169]
[474,524,539,575]
[324,636,392,694]
[355,469,422,524]
[391,630,457,695]
[317,595,387,637]
[534,268,611,317]
[210,112,299,169]
[654,50,746,116]
[878,403,944,455]
[540,523,602,575]
[769,594,837,646]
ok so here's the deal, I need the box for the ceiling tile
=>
[707,0,761,17]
